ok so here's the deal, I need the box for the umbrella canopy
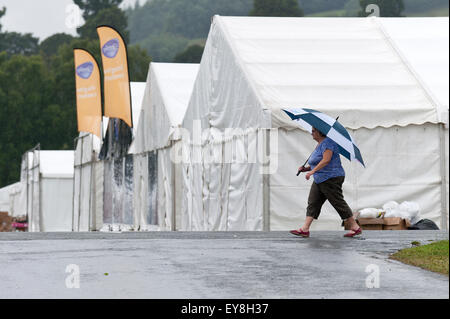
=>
[283,108,365,167]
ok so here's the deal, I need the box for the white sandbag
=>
[359,208,383,218]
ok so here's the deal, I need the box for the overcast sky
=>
[0,0,143,41]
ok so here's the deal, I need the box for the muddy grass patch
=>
[390,240,449,275]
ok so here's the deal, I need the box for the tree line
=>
[0,0,150,188]
[1,0,439,188]
[127,0,413,63]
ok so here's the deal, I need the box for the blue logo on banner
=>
[76,62,94,79]
[102,38,120,58]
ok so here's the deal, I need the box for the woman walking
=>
[290,127,361,238]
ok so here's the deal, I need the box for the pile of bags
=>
[358,201,440,230]
[359,201,421,224]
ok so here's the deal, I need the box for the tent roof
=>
[130,82,146,134]
[20,150,74,178]
[133,62,199,153]
[379,18,449,111]
[0,182,21,212]
[126,81,146,154]
[151,63,200,127]
[191,16,448,130]
[38,151,74,178]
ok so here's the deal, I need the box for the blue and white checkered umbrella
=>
[283,108,365,167]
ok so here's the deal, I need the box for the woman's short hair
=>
[313,127,326,137]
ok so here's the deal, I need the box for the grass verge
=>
[390,240,449,275]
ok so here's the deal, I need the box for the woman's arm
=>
[305,149,332,180]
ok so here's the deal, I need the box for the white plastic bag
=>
[398,201,421,224]
[399,201,420,218]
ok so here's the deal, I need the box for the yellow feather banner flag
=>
[96,25,133,127]
[73,48,102,138]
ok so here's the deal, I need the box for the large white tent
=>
[132,62,199,231]
[181,16,449,231]
[20,148,74,232]
[74,82,146,231]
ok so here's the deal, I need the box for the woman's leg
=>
[344,216,360,233]
[300,216,315,232]
[301,182,326,232]
[319,177,360,232]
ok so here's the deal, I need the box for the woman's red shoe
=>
[290,228,310,238]
[344,227,362,237]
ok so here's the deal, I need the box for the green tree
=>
[126,0,253,61]
[250,0,304,16]
[0,2,150,188]
[0,32,39,55]
[40,33,75,58]
[298,0,347,14]
[173,44,204,63]
[77,6,129,41]
[74,0,123,20]
[344,0,361,16]
[358,0,405,16]
[127,44,151,82]
[139,32,190,62]
[0,53,62,186]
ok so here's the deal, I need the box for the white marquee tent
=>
[19,148,74,232]
[132,62,199,231]
[181,16,449,231]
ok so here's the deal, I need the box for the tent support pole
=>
[171,142,177,231]
[72,137,77,232]
[439,123,448,230]
[263,129,270,231]
[88,145,95,231]
[77,136,84,232]
[36,145,41,232]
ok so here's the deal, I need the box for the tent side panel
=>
[72,166,81,231]
[103,160,113,226]
[445,126,449,229]
[174,142,183,230]
[30,163,40,232]
[78,164,92,231]
[270,124,442,230]
[133,153,148,230]
[10,183,25,218]
[180,18,268,231]
[92,160,104,230]
[157,148,171,230]
[40,178,73,231]
[122,155,134,227]
[269,128,344,230]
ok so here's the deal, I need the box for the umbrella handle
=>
[297,158,310,176]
